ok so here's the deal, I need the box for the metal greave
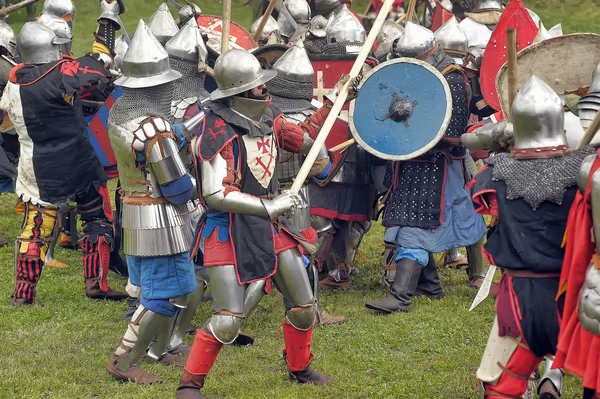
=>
[168,279,207,352]
[466,237,486,279]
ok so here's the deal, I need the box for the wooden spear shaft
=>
[290,0,398,194]
[252,0,278,41]
[221,0,232,53]
[578,111,600,148]
[506,28,518,121]
[405,0,417,24]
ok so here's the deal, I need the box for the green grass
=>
[0,0,598,398]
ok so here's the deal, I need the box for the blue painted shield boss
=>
[349,57,452,160]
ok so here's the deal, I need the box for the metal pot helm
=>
[375,21,404,60]
[278,0,311,38]
[210,49,277,101]
[250,15,280,43]
[147,2,179,45]
[115,19,182,89]
[42,0,76,28]
[473,0,503,11]
[0,20,16,56]
[325,4,365,45]
[512,75,567,152]
[18,21,62,64]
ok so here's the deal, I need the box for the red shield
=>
[479,0,538,112]
[310,54,357,168]
[431,2,456,31]
[196,15,257,53]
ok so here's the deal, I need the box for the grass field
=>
[0,1,599,398]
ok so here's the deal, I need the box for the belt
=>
[505,269,560,278]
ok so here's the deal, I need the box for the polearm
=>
[290,0,398,194]
[252,0,278,41]
[0,0,39,18]
[506,28,518,120]
[221,0,232,53]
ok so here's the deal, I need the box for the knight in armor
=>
[459,0,503,50]
[0,1,128,306]
[105,20,203,384]
[469,76,592,399]
[175,49,333,398]
[266,40,349,325]
[176,3,201,27]
[306,5,377,290]
[365,22,486,313]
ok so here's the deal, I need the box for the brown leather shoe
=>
[107,355,162,385]
[176,369,205,399]
[85,280,128,301]
[169,343,192,356]
[319,311,348,326]
[59,233,75,249]
[319,277,351,290]
[0,235,8,247]
[156,353,186,367]
[289,366,333,385]
[469,276,499,296]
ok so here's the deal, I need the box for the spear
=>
[290,0,398,194]
[253,0,278,41]
[0,0,39,18]
[221,0,232,53]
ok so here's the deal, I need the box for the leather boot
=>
[85,279,128,301]
[107,354,162,385]
[289,366,334,385]
[365,258,422,313]
[319,311,348,325]
[414,255,445,300]
[176,369,205,399]
[0,234,8,247]
[123,297,140,322]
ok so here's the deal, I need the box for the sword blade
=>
[469,265,497,311]
[167,0,183,10]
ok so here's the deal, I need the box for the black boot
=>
[414,255,445,300]
[365,258,422,313]
[123,297,140,322]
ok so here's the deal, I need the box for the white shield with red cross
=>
[242,134,278,189]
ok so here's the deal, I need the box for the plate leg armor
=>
[107,305,170,384]
[274,248,332,385]
[168,277,208,354]
[537,358,563,399]
[12,203,58,306]
[381,244,397,287]
[206,265,247,345]
[365,258,423,314]
[311,215,335,272]
[44,211,69,269]
[415,254,445,300]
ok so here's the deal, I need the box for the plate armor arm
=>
[580,154,600,336]
[200,142,300,222]
[132,117,194,205]
[92,0,125,66]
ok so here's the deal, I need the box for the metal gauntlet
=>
[147,137,188,186]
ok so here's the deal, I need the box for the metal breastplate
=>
[109,118,200,257]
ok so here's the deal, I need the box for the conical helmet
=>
[278,0,311,38]
[394,21,435,59]
[512,75,567,155]
[326,4,365,44]
[434,17,467,64]
[147,2,179,45]
[250,15,280,43]
[42,0,76,29]
[375,21,403,59]
[114,33,130,71]
[115,19,181,89]
[17,21,61,65]
[473,0,503,12]
[0,21,16,56]
[308,15,327,38]
[272,40,313,83]
[165,17,207,63]
[211,49,277,101]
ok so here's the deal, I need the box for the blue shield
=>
[349,58,452,160]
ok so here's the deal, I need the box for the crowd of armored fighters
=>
[1,0,600,397]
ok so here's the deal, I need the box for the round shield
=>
[349,58,452,160]
[251,44,289,70]
[197,15,257,54]
[496,33,600,115]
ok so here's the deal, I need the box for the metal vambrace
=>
[148,136,188,186]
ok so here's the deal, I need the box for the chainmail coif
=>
[304,38,363,55]
[170,57,210,100]
[109,82,175,126]
[267,75,314,113]
[487,145,596,209]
